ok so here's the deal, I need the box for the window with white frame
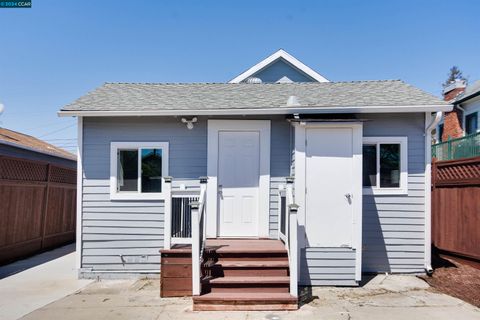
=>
[362,137,408,195]
[110,142,169,200]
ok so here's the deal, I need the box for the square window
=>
[110,142,169,200]
[362,137,407,195]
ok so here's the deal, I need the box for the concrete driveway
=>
[20,274,480,320]
[0,244,92,320]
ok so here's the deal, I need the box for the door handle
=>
[218,185,223,199]
[345,193,352,204]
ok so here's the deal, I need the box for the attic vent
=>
[244,77,262,84]
[286,95,301,107]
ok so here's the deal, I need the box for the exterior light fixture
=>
[181,117,197,130]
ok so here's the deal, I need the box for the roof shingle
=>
[0,128,76,161]
[61,80,448,113]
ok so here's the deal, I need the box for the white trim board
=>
[76,117,83,270]
[58,104,453,117]
[362,136,408,195]
[229,49,329,83]
[206,120,271,238]
[109,142,169,200]
[294,122,363,281]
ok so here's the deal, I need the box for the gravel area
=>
[419,253,480,307]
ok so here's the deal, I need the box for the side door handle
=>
[345,193,352,204]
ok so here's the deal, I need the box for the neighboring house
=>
[437,79,480,142]
[0,128,77,264]
[59,49,451,310]
[0,127,76,168]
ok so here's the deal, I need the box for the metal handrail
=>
[432,131,480,161]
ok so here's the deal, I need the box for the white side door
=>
[305,127,355,247]
[217,131,260,237]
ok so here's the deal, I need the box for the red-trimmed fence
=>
[432,156,480,261]
[0,155,76,265]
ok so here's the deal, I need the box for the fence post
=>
[163,176,173,250]
[190,201,200,296]
[40,163,51,250]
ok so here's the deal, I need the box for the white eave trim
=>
[228,49,329,83]
[58,104,453,117]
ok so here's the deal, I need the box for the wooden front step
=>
[205,276,290,293]
[193,292,298,311]
[195,239,298,311]
[208,260,289,277]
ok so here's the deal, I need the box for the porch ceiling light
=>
[181,116,197,130]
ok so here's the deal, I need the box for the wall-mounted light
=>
[181,117,197,130]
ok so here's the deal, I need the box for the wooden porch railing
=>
[163,177,201,249]
[163,176,207,295]
[277,177,299,297]
[191,177,207,295]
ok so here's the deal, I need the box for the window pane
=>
[117,150,138,191]
[141,148,162,193]
[363,145,377,187]
[380,144,400,188]
[438,124,444,142]
[466,113,478,135]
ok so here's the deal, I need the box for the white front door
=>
[217,131,260,237]
[305,127,357,247]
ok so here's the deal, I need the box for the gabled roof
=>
[0,127,76,161]
[59,80,451,117]
[229,49,329,83]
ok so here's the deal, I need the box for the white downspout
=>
[424,111,442,274]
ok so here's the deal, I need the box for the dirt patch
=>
[419,253,480,307]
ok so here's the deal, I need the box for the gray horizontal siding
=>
[269,177,286,238]
[81,117,206,273]
[362,113,425,273]
[81,183,164,272]
[300,248,357,286]
[81,116,291,275]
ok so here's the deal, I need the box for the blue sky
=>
[1,0,479,154]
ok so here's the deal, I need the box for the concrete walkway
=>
[0,244,92,320]
[20,274,480,320]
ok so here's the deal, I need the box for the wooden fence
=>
[432,156,480,261]
[0,155,76,265]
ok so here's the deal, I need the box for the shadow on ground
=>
[0,243,75,279]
